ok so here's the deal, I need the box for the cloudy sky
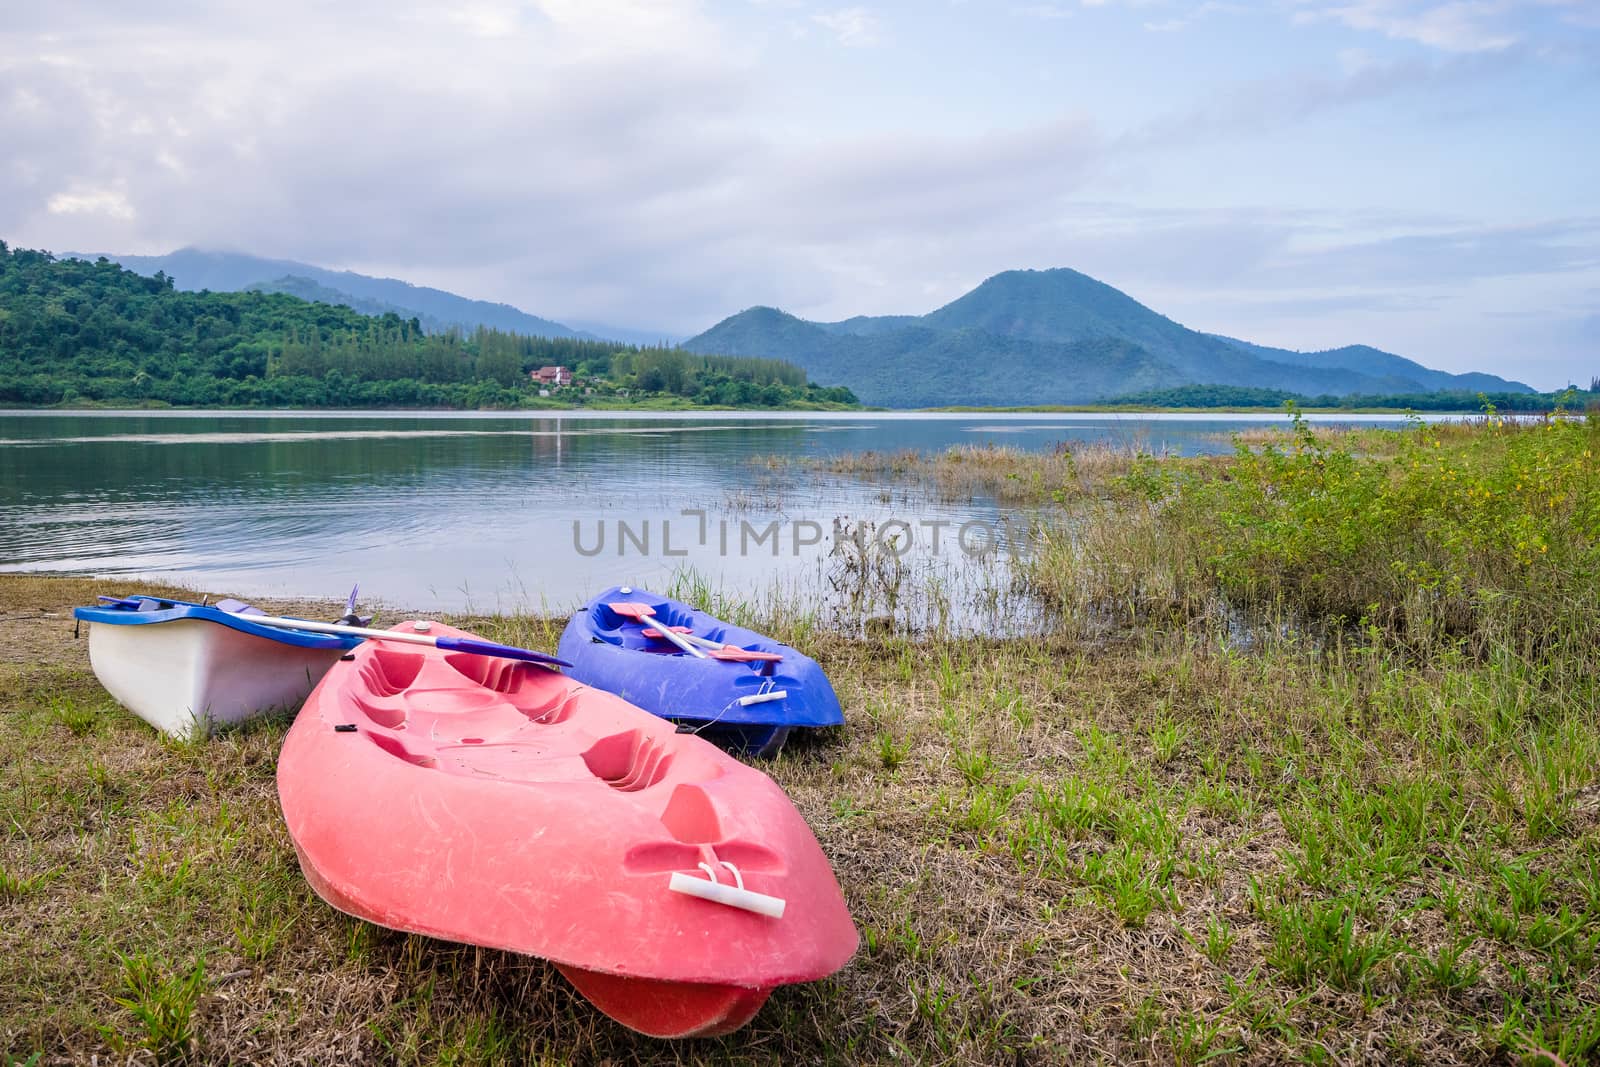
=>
[3,1,1596,388]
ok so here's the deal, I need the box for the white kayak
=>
[72,594,364,738]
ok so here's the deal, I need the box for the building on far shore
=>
[532,366,572,387]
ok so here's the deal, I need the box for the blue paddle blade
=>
[337,583,373,627]
[436,635,571,668]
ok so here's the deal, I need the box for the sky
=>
[2,1,1596,389]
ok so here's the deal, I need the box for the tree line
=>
[1103,384,1599,413]
[0,245,856,409]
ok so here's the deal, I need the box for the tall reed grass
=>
[1028,410,1600,674]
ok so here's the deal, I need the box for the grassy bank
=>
[919,404,1473,414]
[4,415,1599,1064]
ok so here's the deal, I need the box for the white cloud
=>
[0,1,1106,329]
[1011,3,1075,18]
[1292,1,1528,52]
[47,185,136,219]
[439,2,525,39]
[1139,1,1246,32]
[1121,46,1517,150]
[811,7,882,46]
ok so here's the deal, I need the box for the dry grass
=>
[771,442,1180,504]
[4,567,1598,1065]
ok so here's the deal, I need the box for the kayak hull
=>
[289,835,770,1037]
[278,622,856,1038]
[72,596,360,737]
[557,586,844,756]
[554,966,770,1039]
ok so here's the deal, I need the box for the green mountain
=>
[0,244,848,410]
[244,275,451,331]
[686,268,1531,408]
[68,247,633,342]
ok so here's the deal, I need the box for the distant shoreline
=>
[0,397,865,415]
[1,401,1493,417]
[919,403,1485,415]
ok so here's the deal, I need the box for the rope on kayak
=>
[674,687,759,738]
[671,681,790,748]
[708,679,788,725]
[721,861,745,890]
[693,861,745,890]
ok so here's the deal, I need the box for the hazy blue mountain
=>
[562,319,685,347]
[685,268,1531,407]
[1210,336,1529,394]
[688,307,1178,407]
[70,248,592,340]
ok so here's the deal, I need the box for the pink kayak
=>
[276,621,857,1038]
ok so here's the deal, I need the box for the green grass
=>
[7,614,1597,1063]
[106,954,207,1062]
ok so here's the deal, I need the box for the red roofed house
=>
[532,366,572,387]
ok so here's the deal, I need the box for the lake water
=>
[1,409,1436,628]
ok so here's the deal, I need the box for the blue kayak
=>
[556,586,845,757]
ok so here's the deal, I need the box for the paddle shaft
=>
[652,623,708,659]
[645,626,735,651]
[644,628,783,662]
[223,612,567,667]
[674,630,737,652]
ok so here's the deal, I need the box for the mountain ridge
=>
[64,248,656,344]
[62,252,1531,408]
[684,268,1530,408]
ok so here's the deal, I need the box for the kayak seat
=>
[362,648,425,697]
[443,653,538,693]
[441,655,578,723]
[581,730,675,792]
[590,602,701,652]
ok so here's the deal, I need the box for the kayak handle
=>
[668,862,785,918]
